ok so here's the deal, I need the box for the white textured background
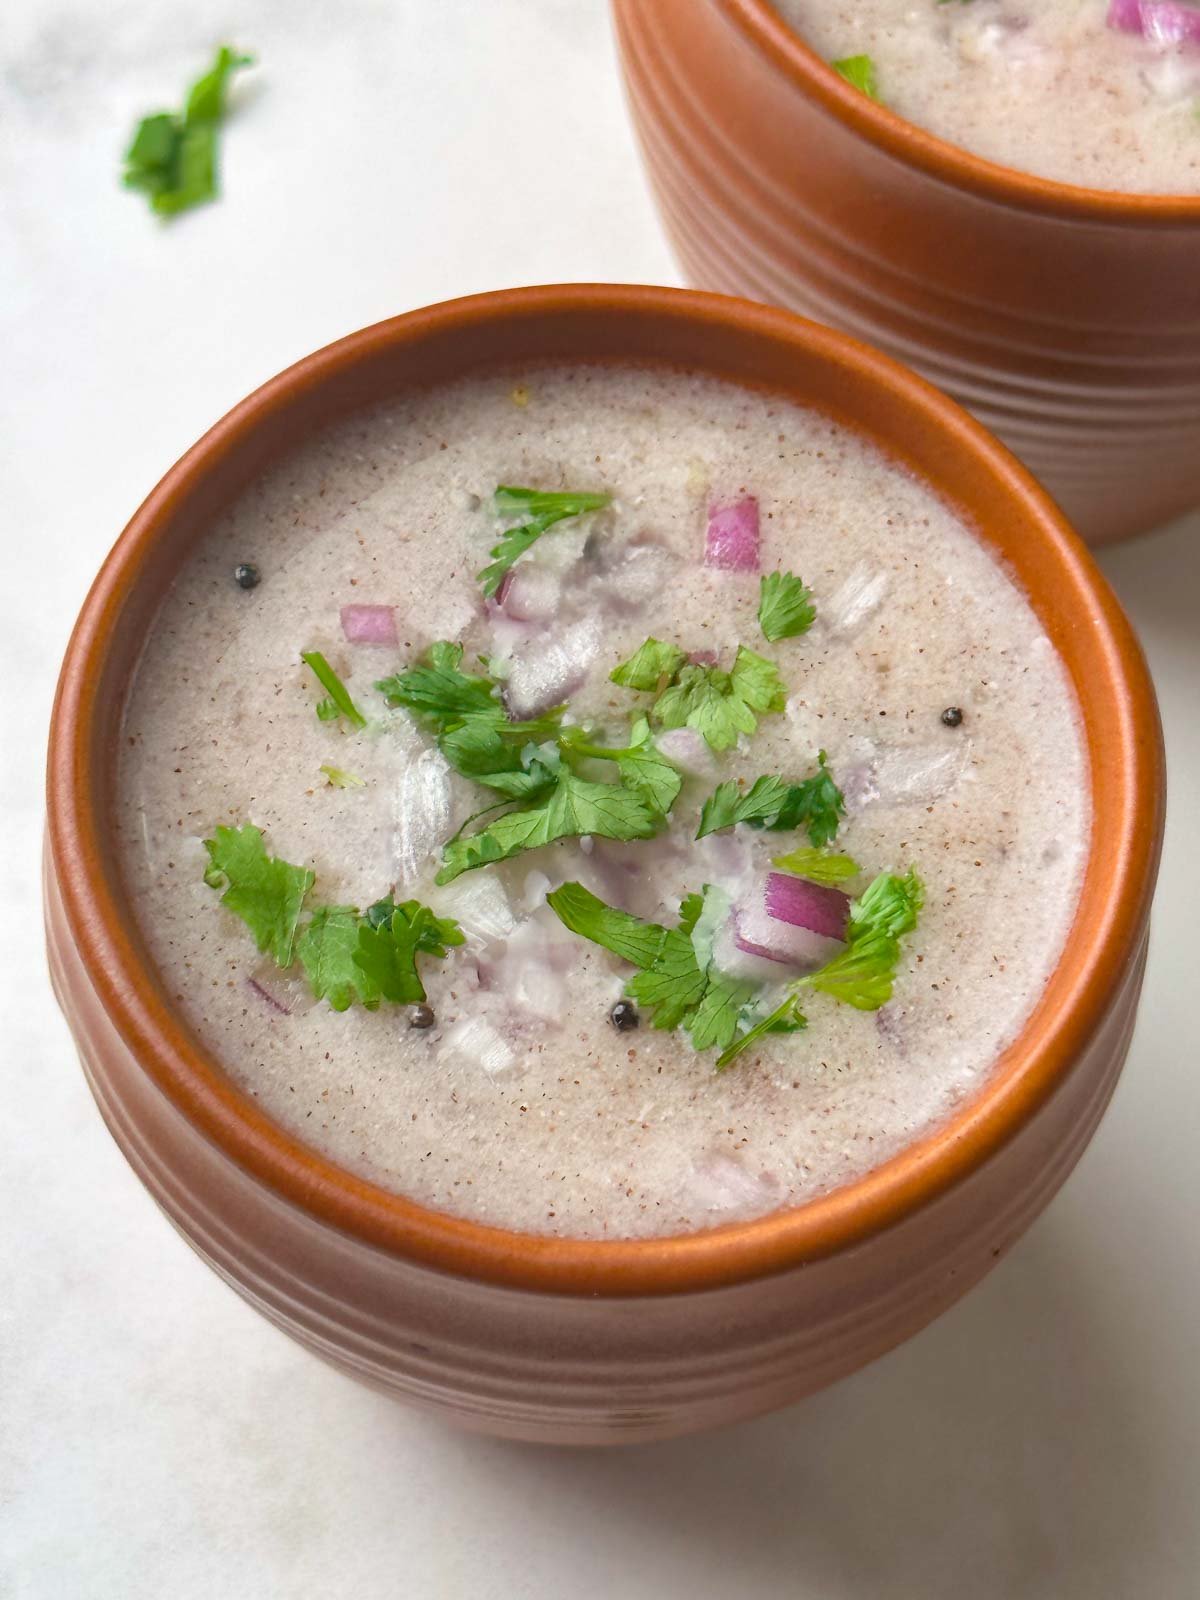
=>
[2,3,1198,1595]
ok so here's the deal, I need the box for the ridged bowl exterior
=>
[44,287,1164,1445]
[613,0,1200,545]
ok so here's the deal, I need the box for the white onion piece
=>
[654,726,717,779]
[503,618,601,718]
[874,740,972,806]
[498,563,563,623]
[824,562,889,636]
[592,542,676,612]
[433,872,516,945]
[522,870,552,912]
[440,1016,519,1079]
[393,747,452,886]
[684,1152,783,1218]
[732,899,843,973]
[485,910,576,1025]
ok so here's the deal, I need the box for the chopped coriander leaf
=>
[803,929,901,1011]
[652,645,786,753]
[436,771,657,883]
[476,485,611,599]
[547,883,757,1054]
[295,905,379,1012]
[832,54,880,100]
[559,716,683,819]
[376,641,499,726]
[352,901,465,1005]
[771,845,861,885]
[716,993,808,1072]
[544,882,669,967]
[758,572,816,642]
[849,866,924,942]
[301,650,366,730]
[610,637,689,692]
[122,46,253,217]
[203,824,314,967]
[697,751,845,847]
[319,765,365,789]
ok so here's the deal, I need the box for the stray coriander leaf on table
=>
[202,823,314,967]
[122,45,253,217]
[832,54,880,100]
[610,637,689,692]
[302,650,367,730]
[476,485,611,600]
[758,572,816,642]
[697,751,845,847]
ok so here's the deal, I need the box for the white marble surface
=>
[2,2,1198,1594]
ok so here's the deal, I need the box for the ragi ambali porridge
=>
[117,365,1089,1240]
[778,0,1200,193]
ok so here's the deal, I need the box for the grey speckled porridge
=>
[776,0,1200,193]
[118,365,1089,1239]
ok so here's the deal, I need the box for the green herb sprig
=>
[477,486,611,599]
[123,45,253,216]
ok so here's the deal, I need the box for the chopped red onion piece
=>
[685,1151,783,1217]
[705,497,760,572]
[764,871,850,941]
[1108,0,1200,45]
[247,975,290,1014]
[688,649,719,666]
[340,604,398,647]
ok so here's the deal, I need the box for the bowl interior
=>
[48,284,1162,1294]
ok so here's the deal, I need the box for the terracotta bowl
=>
[45,285,1163,1445]
[612,0,1200,545]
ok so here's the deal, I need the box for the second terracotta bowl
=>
[613,0,1200,545]
[45,285,1163,1443]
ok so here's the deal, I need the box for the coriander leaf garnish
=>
[122,45,253,217]
[353,901,466,1005]
[560,716,683,820]
[376,641,499,724]
[319,765,365,789]
[204,828,462,1010]
[650,644,786,753]
[547,882,755,1052]
[477,485,611,600]
[758,572,816,642]
[697,751,845,847]
[436,772,657,883]
[715,868,924,1068]
[203,824,314,967]
[302,650,366,730]
[771,845,861,885]
[295,905,380,1012]
[832,54,880,100]
[610,637,689,692]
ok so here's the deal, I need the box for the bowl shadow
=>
[462,1213,1166,1598]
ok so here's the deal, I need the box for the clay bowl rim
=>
[721,0,1200,224]
[47,283,1163,1298]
